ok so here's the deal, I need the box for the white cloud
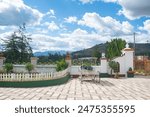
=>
[0,0,43,26]
[117,0,150,20]
[64,16,77,23]
[35,28,48,34]
[0,25,18,34]
[79,0,95,4]
[46,9,55,16]
[60,28,109,50]
[45,9,56,18]
[1,27,149,52]
[79,0,117,4]
[48,21,59,31]
[72,28,88,35]
[0,26,7,30]
[102,0,117,2]
[0,31,13,40]
[78,12,133,36]
[31,34,69,52]
[83,0,150,20]
[28,28,108,52]
[78,0,150,20]
[42,22,50,26]
[139,20,150,33]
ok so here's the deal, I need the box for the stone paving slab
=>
[0,77,150,100]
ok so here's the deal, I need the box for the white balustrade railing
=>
[0,68,69,82]
[53,67,69,78]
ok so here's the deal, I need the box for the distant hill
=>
[34,50,66,56]
[72,43,150,58]
[129,43,150,56]
[72,43,106,58]
[34,43,150,57]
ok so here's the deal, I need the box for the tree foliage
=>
[4,24,32,63]
[106,38,126,59]
[37,53,65,64]
[92,46,101,59]
[4,63,13,73]
[56,59,68,71]
[109,61,120,78]
[25,63,34,73]
[109,61,119,73]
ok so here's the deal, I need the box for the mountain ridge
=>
[33,43,150,57]
[34,50,67,56]
[71,43,150,58]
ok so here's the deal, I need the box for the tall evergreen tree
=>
[106,38,126,59]
[4,24,32,63]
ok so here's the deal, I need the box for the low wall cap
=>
[31,57,39,60]
[123,48,134,51]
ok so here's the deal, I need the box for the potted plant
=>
[4,63,13,73]
[109,61,119,78]
[25,63,34,73]
[127,67,134,78]
[56,59,68,71]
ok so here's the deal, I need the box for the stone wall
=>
[11,64,56,73]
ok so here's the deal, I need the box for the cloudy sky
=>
[0,0,150,52]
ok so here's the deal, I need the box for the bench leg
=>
[99,77,100,83]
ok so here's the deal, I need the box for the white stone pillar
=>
[100,58,107,73]
[66,59,71,67]
[0,57,5,70]
[65,52,71,67]
[123,48,134,72]
[100,52,107,73]
[31,57,38,66]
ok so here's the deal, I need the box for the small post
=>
[65,52,71,67]
[31,57,38,66]
[133,32,136,70]
[0,56,5,70]
[100,53,107,73]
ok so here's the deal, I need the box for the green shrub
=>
[25,63,34,73]
[0,69,5,74]
[4,63,13,73]
[109,61,120,78]
[109,61,119,73]
[56,59,68,71]
[128,67,132,71]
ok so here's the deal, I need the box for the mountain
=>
[72,43,150,58]
[72,43,106,58]
[34,50,67,56]
[129,43,150,55]
[34,43,150,57]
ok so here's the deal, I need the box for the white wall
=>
[113,48,134,75]
[100,59,108,73]
[124,51,134,71]
[113,56,126,74]
[12,65,56,73]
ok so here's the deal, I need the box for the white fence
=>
[0,68,69,82]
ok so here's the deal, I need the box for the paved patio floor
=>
[0,77,150,100]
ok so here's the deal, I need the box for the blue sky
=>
[0,0,150,52]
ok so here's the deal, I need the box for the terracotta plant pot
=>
[127,71,134,78]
